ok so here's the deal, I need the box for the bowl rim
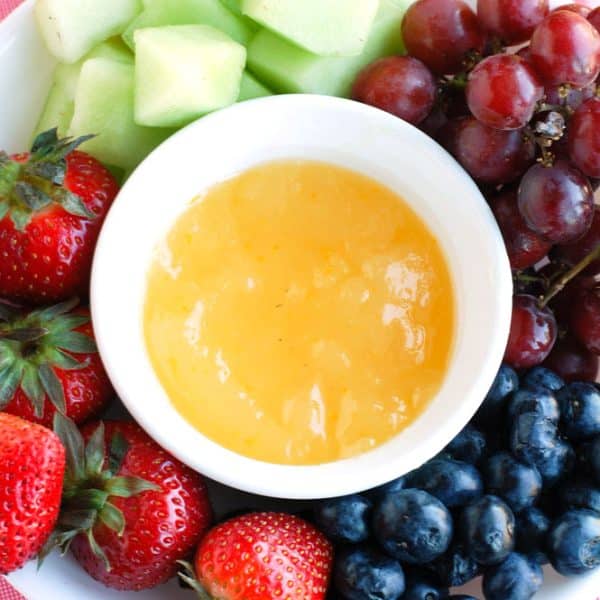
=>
[91,94,513,499]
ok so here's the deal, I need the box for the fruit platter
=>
[1,0,600,599]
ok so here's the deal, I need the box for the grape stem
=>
[540,244,600,308]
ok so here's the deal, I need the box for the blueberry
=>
[333,547,405,600]
[557,383,600,441]
[373,489,453,565]
[515,507,551,565]
[405,459,483,508]
[591,437,600,485]
[558,480,600,514]
[473,365,519,428]
[427,543,479,587]
[459,495,515,565]
[485,452,542,513]
[448,596,478,600]
[548,509,600,575]
[401,572,448,600]
[522,367,565,393]
[314,494,372,544]
[509,413,574,486]
[482,552,543,600]
[442,425,487,465]
[507,389,560,423]
[367,476,407,501]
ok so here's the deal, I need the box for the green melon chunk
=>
[241,0,379,57]
[134,25,246,127]
[35,0,142,63]
[219,0,241,15]
[122,0,254,49]
[247,0,410,97]
[219,0,258,31]
[69,58,173,171]
[34,39,134,138]
[35,64,81,138]
[238,71,272,101]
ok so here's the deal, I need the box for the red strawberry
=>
[0,298,113,427]
[49,416,212,590]
[0,412,65,574]
[180,512,333,600]
[0,129,119,304]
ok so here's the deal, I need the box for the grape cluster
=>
[352,0,600,378]
[319,365,600,600]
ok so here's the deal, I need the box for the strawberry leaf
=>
[53,330,97,354]
[0,361,23,407]
[84,423,106,477]
[177,561,213,600]
[39,364,65,413]
[51,349,88,371]
[37,298,80,321]
[0,160,20,197]
[68,488,110,510]
[54,412,86,481]
[21,363,45,417]
[0,202,9,221]
[25,160,66,185]
[0,327,48,342]
[105,476,160,498]
[99,502,126,536]
[14,181,52,210]
[60,190,95,219]
[108,432,128,474]
[10,206,31,231]
[86,530,111,573]
[51,314,89,333]
[31,128,59,153]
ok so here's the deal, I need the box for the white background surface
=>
[1,0,599,598]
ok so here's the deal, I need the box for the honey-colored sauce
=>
[144,160,455,465]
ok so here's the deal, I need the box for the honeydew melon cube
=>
[241,0,379,56]
[35,0,142,63]
[134,25,246,127]
[122,0,254,49]
[34,40,134,138]
[238,71,272,101]
[220,0,242,15]
[69,58,173,171]
[247,0,410,97]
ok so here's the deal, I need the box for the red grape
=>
[466,55,544,130]
[517,45,532,61]
[440,117,535,184]
[419,106,449,139]
[571,288,600,354]
[551,206,600,271]
[550,273,596,324]
[352,56,437,125]
[543,334,599,381]
[504,294,558,369]
[402,0,486,75]
[544,82,595,110]
[568,97,600,178]
[552,4,592,18]
[517,160,594,244]
[589,7,600,34]
[477,0,549,44]
[530,10,600,87]
[490,189,552,270]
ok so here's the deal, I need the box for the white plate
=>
[2,1,600,598]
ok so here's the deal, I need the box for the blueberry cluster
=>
[317,366,600,600]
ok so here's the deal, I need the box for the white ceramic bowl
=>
[91,94,512,499]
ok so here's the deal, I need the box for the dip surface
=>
[144,160,455,465]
